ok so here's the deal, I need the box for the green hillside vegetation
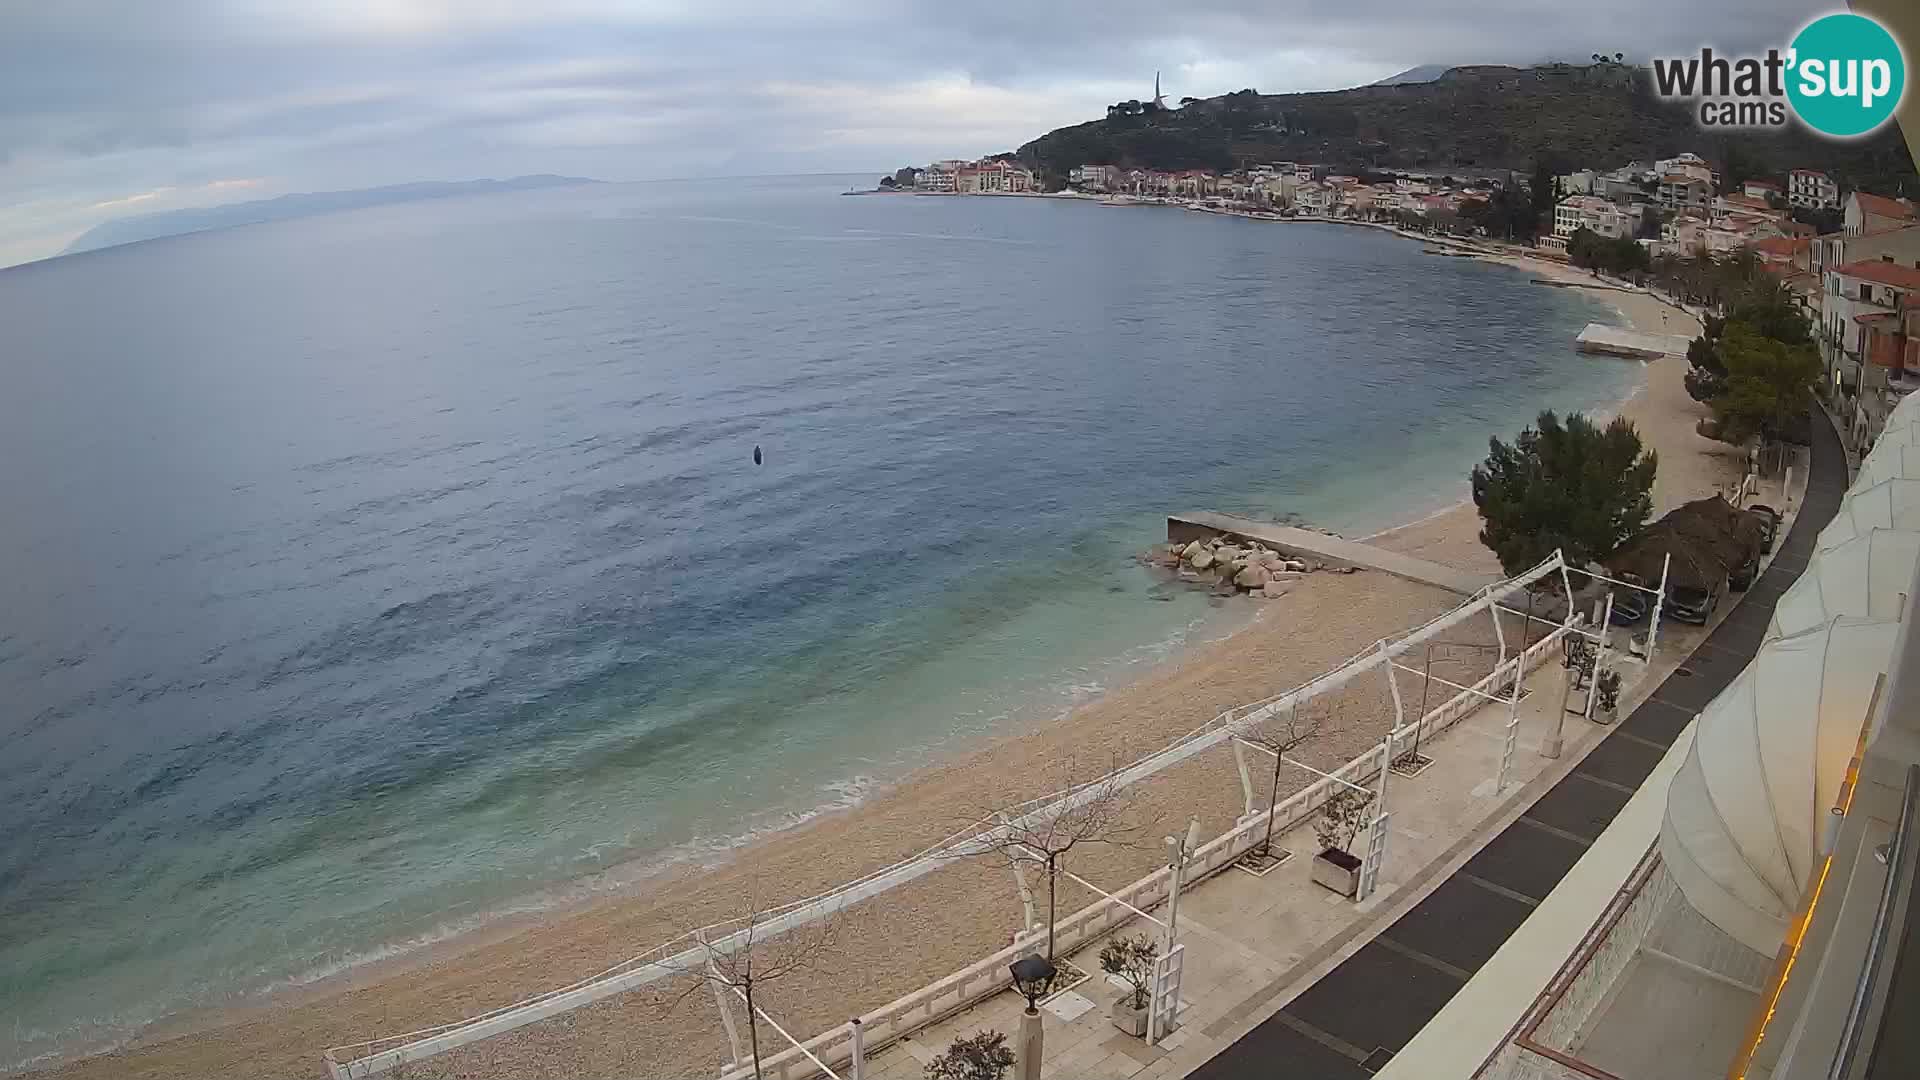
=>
[1015,64,1913,192]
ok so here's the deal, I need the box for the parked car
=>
[1608,582,1651,625]
[1748,504,1781,552]
[1667,577,1726,625]
[1728,546,1761,591]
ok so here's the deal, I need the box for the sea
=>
[0,174,1639,1068]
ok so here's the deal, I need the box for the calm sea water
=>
[0,175,1636,1066]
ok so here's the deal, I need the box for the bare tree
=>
[667,894,842,1079]
[963,758,1140,963]
[1234,703,1329,863]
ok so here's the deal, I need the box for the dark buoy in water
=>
[753,445,763,466]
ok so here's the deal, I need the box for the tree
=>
[894,166,921,187]
[1637,206,1665,240]
[1528,161,1558,237]
[669,898,841,1080]
[1234,704,1329,863]
[878,176,897,189]
[1470,411,1658,577]
[1313,788,1375,855]
[926,1031,1016,1080]
[1685,314,1730,404]
[1098,934,1160,1011]
[1567,227,1649,277]
[1710,323,1821,444]
[966,762,1138,963]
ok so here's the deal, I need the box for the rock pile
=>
[1145,536,1343,599]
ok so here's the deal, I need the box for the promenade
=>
[864,406,1840,1080]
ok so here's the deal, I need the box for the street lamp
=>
[1008,954,1057,1080]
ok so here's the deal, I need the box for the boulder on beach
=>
[1235,564,1270,589]
[1180,540,1206,562]
[1262,582,1291,599]
[1284,559,1309,573]
[1189,548,1216,571]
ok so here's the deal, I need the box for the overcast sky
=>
[0,0,1823,268]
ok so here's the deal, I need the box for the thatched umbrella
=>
[1608,496,1765,590]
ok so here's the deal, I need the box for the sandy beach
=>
[34,246,1742,1080]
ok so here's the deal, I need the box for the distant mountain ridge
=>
[64,174,600,256]
[1016,63,1914,191]
[1369,65,1451,86]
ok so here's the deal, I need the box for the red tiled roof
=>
[1833,260,1920,290]
[1855,192,1916,222]
[1722,194,1773,212]
[1749,236,1805,257]
[1792,168,1831,178]
[1744,180,1782,190]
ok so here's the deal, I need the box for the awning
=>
[1855,443,1920,489]
[1660,617,1900,954]
[1818,478,1920,550]
[1769,529,1920,639]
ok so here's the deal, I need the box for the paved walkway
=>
[1184,405,1848,1078]
[1167,512,1498,596]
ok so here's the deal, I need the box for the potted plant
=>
[1098,933,1159,1037]
[926,1030,1015,1080]
[1593,668,1622,725]
[1310,788,1375,898]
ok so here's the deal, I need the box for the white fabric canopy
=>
[1660,617,1899,954]
[1854,443,1920,490]
[1886,390,1920,428]
[1769,529,1920,639]
[1818,478,1920,550]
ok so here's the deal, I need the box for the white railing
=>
[712,621,1576,1080]
[325,552,1573,1078]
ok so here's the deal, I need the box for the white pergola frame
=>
[323,551,1578,1079]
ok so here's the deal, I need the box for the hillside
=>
[64,175,599,256]
[1017,64,1913,191]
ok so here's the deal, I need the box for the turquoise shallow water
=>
[0,175,1639,1066]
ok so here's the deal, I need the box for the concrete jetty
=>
[1575,322,1688,359]
[1167,511,1499,596]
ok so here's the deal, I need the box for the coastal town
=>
[882,148,1920,474]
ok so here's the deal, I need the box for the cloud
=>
[0,0,1822,266]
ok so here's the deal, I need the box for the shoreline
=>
[29,234,1731,1080]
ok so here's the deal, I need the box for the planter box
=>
[1110,995,1150,1037]
[1311,848,1362,898]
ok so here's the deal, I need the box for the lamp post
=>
[1009,954,1057,1080]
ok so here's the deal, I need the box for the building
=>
[1750,235,1813,275]
[1741,178,1783,201]
[1556,169,1596,195]
[1822,260,1920,443]
[1859,298,1920,403]
[1068,164,1118,192]
[1655,174,1713,213]
[1293,182,1334,215]
[1812,222,1920,280]
[1790,168,1841,210]
[1654,152,1715,183]
[1170,170,1218,198]
[1715,192,1783,219]
[1846,191,1919,236]
[973,159,1032,193]
[918,160,964,193]
[1552,194,1638,244]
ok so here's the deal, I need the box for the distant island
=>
[63,174,600,256]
